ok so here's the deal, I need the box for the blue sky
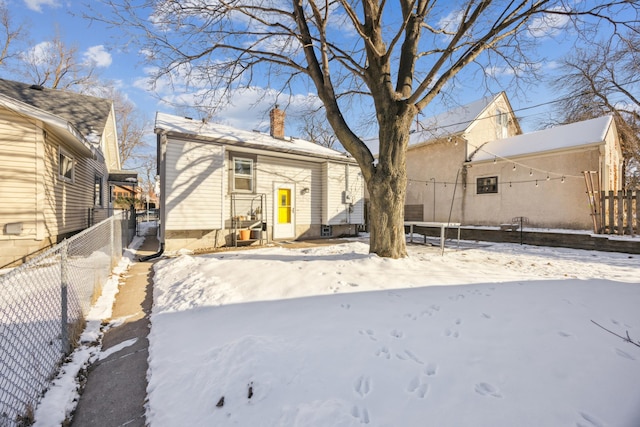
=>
[4,0,608,140]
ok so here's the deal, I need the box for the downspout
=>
[139,130,167,261]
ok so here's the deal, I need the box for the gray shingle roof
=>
[0,78,112,139]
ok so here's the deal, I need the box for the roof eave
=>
[0,94,94,156]
[465,140,605,165]
[157,128,357,164]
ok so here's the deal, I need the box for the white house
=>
[400,93,623,230]
[155,108,365,253]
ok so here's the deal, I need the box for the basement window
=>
[477,176,498,194]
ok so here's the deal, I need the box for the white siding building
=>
[155,109,365,253]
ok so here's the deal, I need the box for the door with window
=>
[273,183,295,239]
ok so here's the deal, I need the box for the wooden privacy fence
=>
[599,190,639,235]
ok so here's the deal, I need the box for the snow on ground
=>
[32,227,149,427]
[147,239,640,427]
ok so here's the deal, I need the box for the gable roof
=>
[0,78,113,141]
[411,94,500,143]
[155,112,355,163]
[364,93,510,154]
[467,115,614,163]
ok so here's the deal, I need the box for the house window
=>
[496,109,508,139]
[233,157,254,192]
[477,176,498,194]
[94,175,103,206]
[58,149,74,183]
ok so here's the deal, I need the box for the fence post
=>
[110,216,116,267]
[617,190,624,235]
[634,191,640,234]
[626,191,633,236]
[60,240,69,354]
[607,190,614,234]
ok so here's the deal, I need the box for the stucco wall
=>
[461,148,600,229]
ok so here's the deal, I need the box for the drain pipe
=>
[138,242,164,262]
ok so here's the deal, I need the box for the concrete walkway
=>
[71,233,160,427]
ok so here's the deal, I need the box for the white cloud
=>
[83,45,112,68]
[438,9,464,34]
[23,0,59,13]
[22,41,52,64]
[527,7,570,38]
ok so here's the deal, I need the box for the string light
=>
[546,175,550,181]
[561,176,565,183]
[529,169,533,176]
[512,164,516,171]
[535,180,538,187]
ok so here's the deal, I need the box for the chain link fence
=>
[0,212,135,427]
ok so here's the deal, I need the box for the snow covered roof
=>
[364,94,501,155]
[155,112,354,162]
[468,115,613,162]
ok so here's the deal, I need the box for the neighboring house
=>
[155,108,365,253]
[397,92,623,230]
[0,78,132,267]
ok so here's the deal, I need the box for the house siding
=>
[43,131,105,236]
[463,148,599,229]
[165,138,225,231]
[0,108,109,266]
[0,109,39,240]
[322,162,365,226]
[254,155,322,233]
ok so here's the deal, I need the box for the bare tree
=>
[298,111,340,149]
[0,2,27,68]
[20,29,99,89]
[88,83,151,168]
[554,33,640,188]
[96,0,639,257]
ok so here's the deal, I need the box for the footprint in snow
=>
[375,346,391,359]
[395,349,423,364]
[354,375,372,398]
[474,382,502,398]
[359,329,377,341]
[351,405,370,424]
[406,376,429,398]
[444,328,459,338]
[576,411,605,427]
[424,363,438,376]
[615,348,636,360]
[390,329,404,339]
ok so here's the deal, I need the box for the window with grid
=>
[477,176,498,194]
[233,157,254,192]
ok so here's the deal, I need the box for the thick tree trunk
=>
[368,169,407,258]
[366,105,414,258]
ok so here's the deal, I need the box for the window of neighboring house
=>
[233,157,254,192]
[477,176,498,194]
[496,109,508,139]
[94,175,103,206]
[58,149,75,183]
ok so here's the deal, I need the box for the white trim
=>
[58,147,75,184]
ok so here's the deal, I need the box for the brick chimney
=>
[270,106,286,139]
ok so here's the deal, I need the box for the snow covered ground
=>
[146,238,640,427]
